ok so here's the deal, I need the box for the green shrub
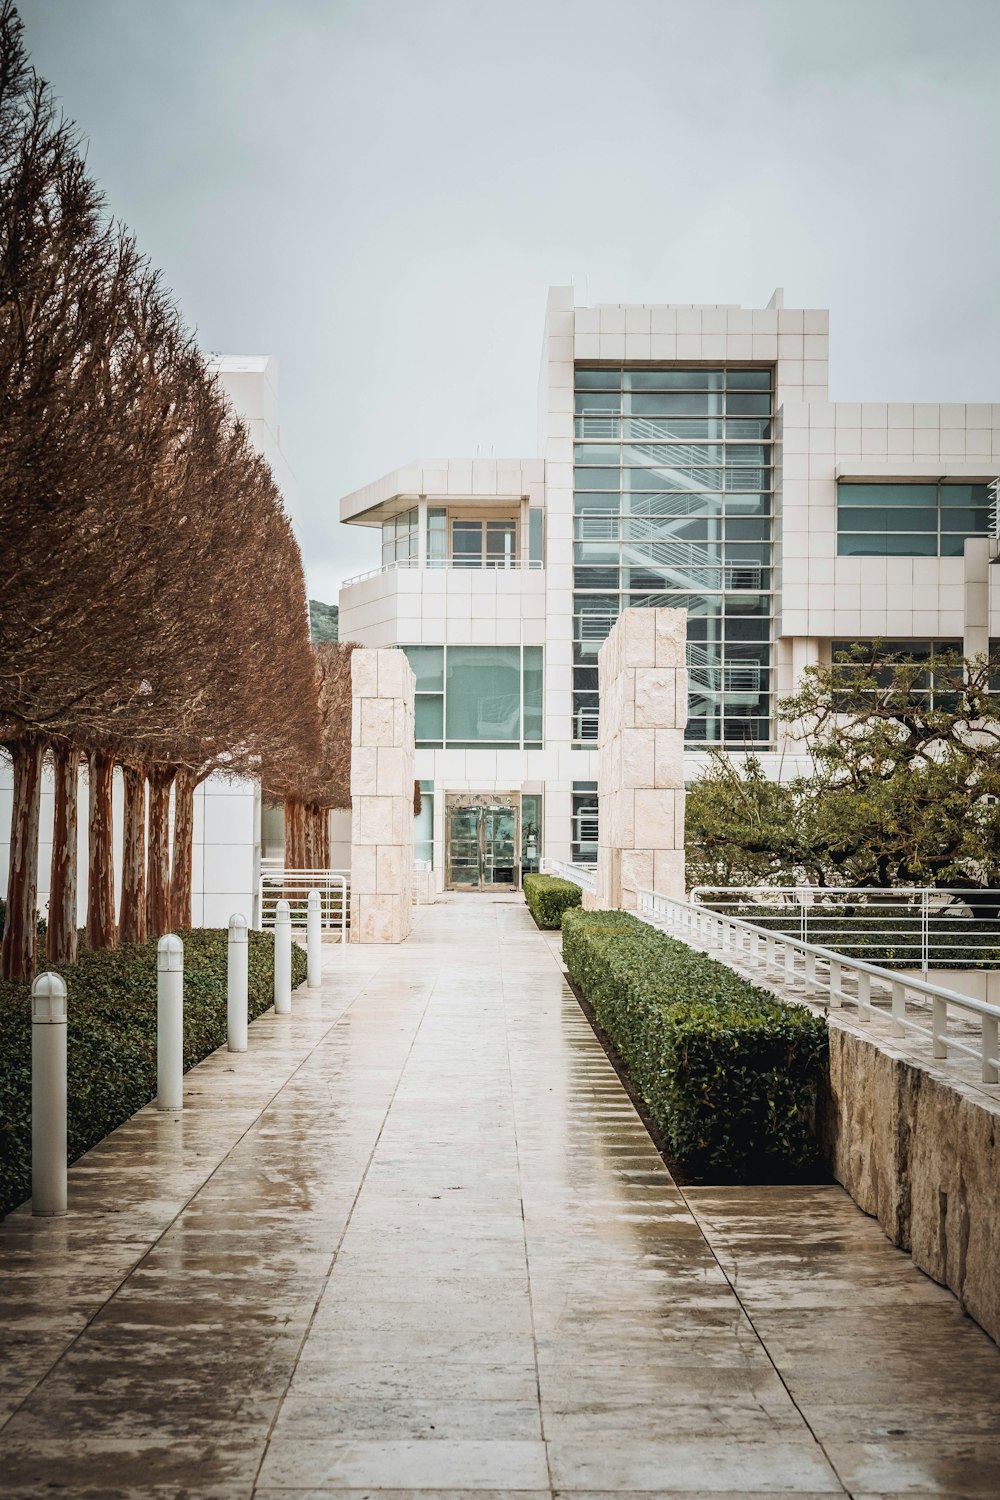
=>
[523,873,583,929]
[562,908,828,1177]
[0,928,307,1219]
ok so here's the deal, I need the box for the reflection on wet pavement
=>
[1,894,999,1496]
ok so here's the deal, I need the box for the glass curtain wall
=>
[837,482,990,556]
[381,507,419,566]
[573,367,774,747]
[402,644,543,749]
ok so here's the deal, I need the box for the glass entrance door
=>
[446,795,520,891]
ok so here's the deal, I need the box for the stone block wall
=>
[823,1020,1000,1347]
[349,648,415,943]
[595,607,688,911]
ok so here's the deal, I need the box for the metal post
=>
[31,973,67,1216]
[857,969,871,1021]
[982,1014,999,1085]
[307,889,322,989]
[157,934,184,1111]
[890,979,906,1039]
[227,914,249,1052]
[932,995,948,1060]
[829,960,841,1009]
[274,898,292,1014]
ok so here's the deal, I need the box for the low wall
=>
[822,1017,1000,1345]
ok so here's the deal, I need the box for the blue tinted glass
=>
[446,646,521,742]
[576,368,621,389]
[838,534,937,556]
[940,483,989,506]
[523,647,543,742]
[574,444,619,466]
[845,508,936,532]
[838,483,936,507]
[574,391,620,413]
[415,694,443,742]
[725,393,771,416]
[574,467,620,490]
[624,369,724,390]
[939,508,989,532]
[726,369,772,390]
[626,392,723,416]
[403,645,444,691]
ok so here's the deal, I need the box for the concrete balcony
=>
[338,560,548,649]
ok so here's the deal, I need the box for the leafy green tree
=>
[686,646,1000,915]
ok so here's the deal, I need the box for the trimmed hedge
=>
[523,873,583,929]
[562,908,828,1177]
[0,928,307,1219]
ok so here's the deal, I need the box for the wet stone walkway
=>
[2,897,1000,1498]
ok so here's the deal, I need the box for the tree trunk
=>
[304,803,317,869]
[170,768,197,930]
[146,766,175,938]
[318,808,330,870]
[119,765,147,946]
[284,797,307,868]
[86,749,117,952]
[2,737,44,981]
[47,742,80,966]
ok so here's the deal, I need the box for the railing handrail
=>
[691,884,997,899]
[540,857,597,893]
[258,868,350,942]
[635,885,1000,1085]
[342,558,544,588]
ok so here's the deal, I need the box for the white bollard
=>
[31,973,68,1216]
[307,889,322,989]
[156,934,184,1111]
[227,913,249,1052]
[274,899,292,1014]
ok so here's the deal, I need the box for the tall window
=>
[402,645,543,749]
[571,782,599,864]
[425,510,521,567]
[381,507,418,566]
[837,482,990,557]
[573,367,774,748]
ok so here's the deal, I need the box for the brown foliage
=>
[0,4,322,976]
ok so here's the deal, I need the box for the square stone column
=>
[350,648,415,943]
[594,608,688,911]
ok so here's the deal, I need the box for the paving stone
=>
[0,895,998,1497]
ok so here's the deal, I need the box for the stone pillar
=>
[964,536,996,663]
[594,608,687,911]
[349,648,415,943]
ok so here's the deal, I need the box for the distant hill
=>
[308,599,339,642]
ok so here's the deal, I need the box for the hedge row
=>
[0,928,307,1219]
[562,908,828,1177]
[523,873,583,929]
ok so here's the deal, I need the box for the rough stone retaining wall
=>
[823,1017,1000,1345]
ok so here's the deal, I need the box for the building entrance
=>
[445,793,520,891]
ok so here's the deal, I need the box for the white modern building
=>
[338,287,1000,893]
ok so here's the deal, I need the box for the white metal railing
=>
[258,867,349,941]
[635,887,1000,1086]
[342,558,544,588]
[989,476,1000,539]
[689,886,1000,973]
[540,857,597,894]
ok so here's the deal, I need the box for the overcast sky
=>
[20,0,1000,600]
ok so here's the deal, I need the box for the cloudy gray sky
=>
[20,0,1000,600]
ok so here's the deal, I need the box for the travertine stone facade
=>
[823,1020,1000,1347]
[595,608,688,910]
[350,648,415,943]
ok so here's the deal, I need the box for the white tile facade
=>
[338,289,1000,882]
